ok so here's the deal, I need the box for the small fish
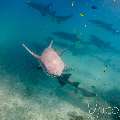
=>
[91,5,97,10]
[80,12,85,17]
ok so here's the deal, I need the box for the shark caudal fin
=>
[22,44,40,59]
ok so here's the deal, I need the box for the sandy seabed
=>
[0,71,114,120]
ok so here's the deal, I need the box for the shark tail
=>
[22,44,40,59]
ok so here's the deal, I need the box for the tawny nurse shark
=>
[22,41,97,97]
[22,41,80,88]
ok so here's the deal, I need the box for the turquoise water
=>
[0,0,120,120]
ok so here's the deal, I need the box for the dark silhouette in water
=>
[53,31,80,42]
[89,19,120,34]
[52,15,73,24]
[56,73,96,97]
[90,35,111,49]
[56,73,80,88]
[25,0,55,16]
[91,5,98,10]
[77,87,96,97]
[45,36,92,56]
[38,65,96,97]
[25,1,73,23]
[89,35,120,53]
[45,36,81,56]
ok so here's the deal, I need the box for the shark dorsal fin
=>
[48,40,53,48]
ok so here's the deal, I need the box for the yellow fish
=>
[80,12,85,17]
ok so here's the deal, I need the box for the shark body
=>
[25,1,72,23]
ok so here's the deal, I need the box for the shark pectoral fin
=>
[22,43,40,59]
